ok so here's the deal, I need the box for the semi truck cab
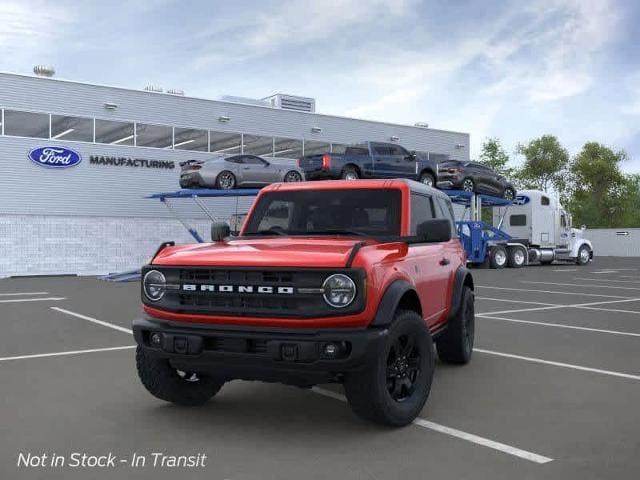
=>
[493,190,593,265]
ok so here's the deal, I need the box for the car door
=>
[387,144,416,179]
[468,163,492,194]
[371,143,395,178]
[239,155,271,186]
[408,192,449,325]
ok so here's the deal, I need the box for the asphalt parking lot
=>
[2,257,640,480]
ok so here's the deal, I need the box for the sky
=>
[1,0,639,172]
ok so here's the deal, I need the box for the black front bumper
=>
[301,169,337,180]
[133,316,388,386]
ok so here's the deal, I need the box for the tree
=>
[515,135,569,194]
[478,137,512,176]
[567,142,639,227]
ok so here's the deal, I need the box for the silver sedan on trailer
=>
[179,154,305,189]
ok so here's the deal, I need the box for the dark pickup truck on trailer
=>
[133,179,475,426]
[298,141,440,187]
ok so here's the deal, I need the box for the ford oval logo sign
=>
[28,146,82,169]
[513,195,530,205]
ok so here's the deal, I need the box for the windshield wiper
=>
[245,228,288,236]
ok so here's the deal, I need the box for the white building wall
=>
[0,72,471,276]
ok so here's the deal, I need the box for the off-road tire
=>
[344,310,434,427]
[436,287,474,364]
[576,245,591,266]
[136,346,224,406]
[419,172,436,187]
[341,166,360,180]
[489,245,507,269]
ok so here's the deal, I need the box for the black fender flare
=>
[419,167,436,180]
[448,266,474,320]
[371,280,416,327]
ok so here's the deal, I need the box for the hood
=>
[153,237,369,268]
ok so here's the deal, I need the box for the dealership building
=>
[0,70,470,277]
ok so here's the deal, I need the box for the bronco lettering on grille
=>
[182,284,295,294]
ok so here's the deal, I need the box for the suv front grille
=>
[142,266,365,318]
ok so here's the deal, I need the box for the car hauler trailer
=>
[446,189,593,268]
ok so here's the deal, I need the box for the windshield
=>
[243,189,402,237]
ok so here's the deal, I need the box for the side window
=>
[244,156,266,165]
[226,156,243,164]
[388,145,408,156]
[541,196,550,206]
[560,214,567,228]
[410,193,434,235]
[257,201,291,231]
[436,197,457,237]
[510,214,527,226]
[373,144,391,155]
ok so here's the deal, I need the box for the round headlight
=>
[143,270,166,302]
[322,274,356,308]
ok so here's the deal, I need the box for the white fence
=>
[585,228,640,257]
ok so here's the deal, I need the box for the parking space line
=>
[552,268,576,272]
[576,306,640,315]
[475,348,640,381]
[476,297,557,306]
[0,346,135,362]
[311,387,553,464]
[0,297,66,304]
[522,281,640,291]
[477,285,631,299]
[51,307,133,334]
[573,277,640,284]
[479,297,640,316]
[478,315,640,338]
[0,291,49,296]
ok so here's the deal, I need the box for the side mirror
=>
[416,219,452,243]
[211,222,230,242]
[406,152,417,161]
[581,224,586,231]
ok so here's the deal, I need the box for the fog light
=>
[323,343,339,357]
[150,332,162,346]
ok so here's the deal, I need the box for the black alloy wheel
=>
[386,334,422,402]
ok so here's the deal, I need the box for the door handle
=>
[439,258,450,266]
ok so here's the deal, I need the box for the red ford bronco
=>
[133,179,475,426]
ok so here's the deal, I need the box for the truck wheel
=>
[341,166,359,180]
[507,246,526,268]
[343,310,434,427]
[419,172,435,187]
[576,245,591,265]
[136,346,224,406]
[436,286,474,364]
[489,245,507,269]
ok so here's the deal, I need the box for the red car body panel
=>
[145,179,465,330]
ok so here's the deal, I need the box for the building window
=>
[331,143,348,154]
[136,123,173,149]
[3,110,49,138]
[210,131,241,154]
[273,137,303,159]
[303,140,330,156]
[51,115,94,142]
[173,127,208,151]
[95,119,134,145]
[243,134,273,156]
